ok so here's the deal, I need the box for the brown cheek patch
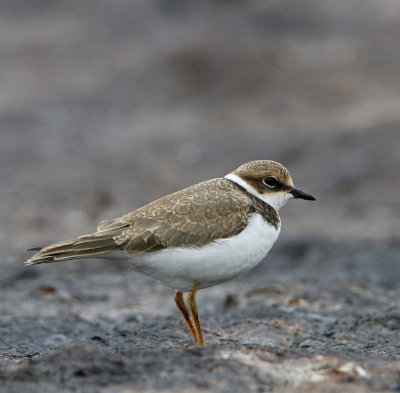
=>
[244,177,274,194]
[244,175,290,193]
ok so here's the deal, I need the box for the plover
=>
[26,160,315,346]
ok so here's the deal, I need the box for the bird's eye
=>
[262,177,277,188]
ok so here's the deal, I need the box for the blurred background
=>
[2,0,399,258]
[1,1,400,391]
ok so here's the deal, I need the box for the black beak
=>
[290,188,316,201]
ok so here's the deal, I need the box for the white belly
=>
[127,213,280,292]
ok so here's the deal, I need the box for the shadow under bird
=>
[26,160,315,346]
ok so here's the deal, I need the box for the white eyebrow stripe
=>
[225,173,292,210]
[224,173,260,199]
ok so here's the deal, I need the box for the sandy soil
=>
[1,1,400,392]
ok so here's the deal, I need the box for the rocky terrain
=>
[1,1,400,392]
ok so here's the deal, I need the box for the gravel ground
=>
[1,1,400,392]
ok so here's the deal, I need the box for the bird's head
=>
[225,160,315,210]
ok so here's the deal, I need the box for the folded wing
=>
[26,179,253,265]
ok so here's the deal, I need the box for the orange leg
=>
[187,282,205,347]
[174,291,197,343]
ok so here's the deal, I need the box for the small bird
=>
[26,160,315,346]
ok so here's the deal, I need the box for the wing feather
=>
[26,178,254,265]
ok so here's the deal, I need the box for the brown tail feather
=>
[25,232,126,266]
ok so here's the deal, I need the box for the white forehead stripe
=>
[224,173,292,211]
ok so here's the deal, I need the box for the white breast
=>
[127,213,281,292]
